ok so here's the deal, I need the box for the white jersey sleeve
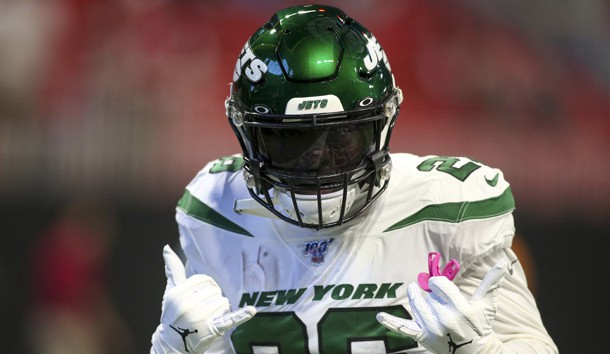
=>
[168,153,557,354]
[374,153,557,353]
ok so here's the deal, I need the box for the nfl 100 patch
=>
[303,239,334,265]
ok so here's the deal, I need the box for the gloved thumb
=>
[376,311,423,339]
[163,244,186,288]
[210,306,257,335]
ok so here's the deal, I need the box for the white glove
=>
[377,260,508,354]
[151,245,256,353]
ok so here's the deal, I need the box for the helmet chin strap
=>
[233,198,278,218]
[276,185,358,225]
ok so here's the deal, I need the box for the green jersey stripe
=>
[384,187,515,232]
[177,190,253,237]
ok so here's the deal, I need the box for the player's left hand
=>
[377,260,508,354]
[151,245,256,354]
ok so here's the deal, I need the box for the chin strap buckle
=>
[370,151,391,185]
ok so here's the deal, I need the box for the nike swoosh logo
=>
[508,259,518,275]
[485,172,499,187]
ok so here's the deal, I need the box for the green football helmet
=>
[226,4,402,229]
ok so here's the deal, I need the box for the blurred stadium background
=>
[1,0,608,353]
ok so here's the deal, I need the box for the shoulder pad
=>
[383,154,514,231]
[175,155,253,236]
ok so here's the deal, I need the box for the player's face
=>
[255,122,376,178]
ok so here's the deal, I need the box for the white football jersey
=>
[174,153,557,354]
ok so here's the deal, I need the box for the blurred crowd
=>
[1,0,609,353]
[27,199,134,354]
[1,0,609,217]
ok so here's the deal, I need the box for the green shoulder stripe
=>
[177,190,253,237]
[384,187,515,232]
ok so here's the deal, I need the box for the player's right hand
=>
[151,245,256,354]
[377,260,508,354]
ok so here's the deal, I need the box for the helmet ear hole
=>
[358,97,374,107]
[253,105,271,114]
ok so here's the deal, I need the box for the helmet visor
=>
[255,121,377,176]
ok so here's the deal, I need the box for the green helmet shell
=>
[230,4,396,114]
[227,4,402,229]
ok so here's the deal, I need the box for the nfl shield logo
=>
[303,239,334,265]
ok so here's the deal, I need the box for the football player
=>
[150,4,558,354]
